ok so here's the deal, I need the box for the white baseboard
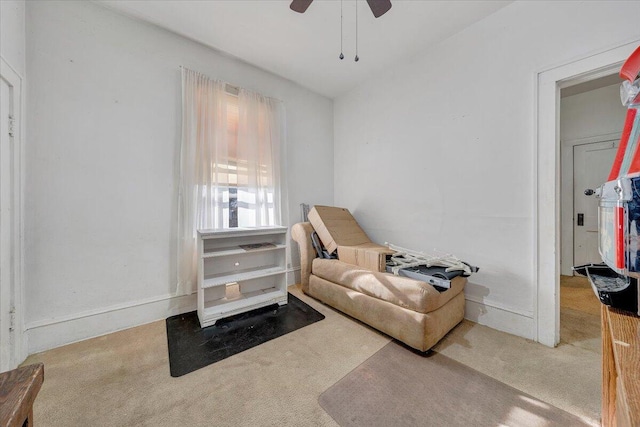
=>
[25,293,197,354]
[25,275,533,354]
[464,296,535,340]
[25,268,303,354]
[287,266,301,287]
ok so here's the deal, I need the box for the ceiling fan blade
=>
[290,0,314,13]
[366,0,392,18]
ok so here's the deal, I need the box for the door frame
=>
[560,133,621,276]
[536,40,640,347]
[0,56,25,370]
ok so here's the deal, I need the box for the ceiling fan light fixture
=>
[366,0,392,18]
[289,0,314,13]
[290,0,392,18]
[291,0,392,62]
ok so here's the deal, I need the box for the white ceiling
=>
[97,0,513,98]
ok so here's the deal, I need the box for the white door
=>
[0,58,22,372]
[573,140,618,267]
[0,75,14,371]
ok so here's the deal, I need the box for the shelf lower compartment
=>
[203,266,286,288]
[198,288,288,328]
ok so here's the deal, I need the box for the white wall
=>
[25,0,333,352]
[0,0,26,77]
[560,84,626,143]
[559,84,626,275]
[333,1,640,340]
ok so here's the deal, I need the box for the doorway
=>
[558,79,625,351]
[0,58,24,372]
[536,40,639,347]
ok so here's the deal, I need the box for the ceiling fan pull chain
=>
[354,0,359,62]
[339,0,344,60]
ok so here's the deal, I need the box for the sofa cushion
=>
[311,259,465,314]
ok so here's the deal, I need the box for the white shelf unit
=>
[197,226,288,328]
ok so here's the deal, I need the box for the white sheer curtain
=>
[177,68,286,295]
[236,89,284,228]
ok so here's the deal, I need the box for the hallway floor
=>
[560,275,601,354]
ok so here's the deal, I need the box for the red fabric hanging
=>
[608,108,638,180]
[620,45,640,82]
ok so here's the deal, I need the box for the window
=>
[178,67,284,294]
[224,91,239,228]
[207,88,276,228]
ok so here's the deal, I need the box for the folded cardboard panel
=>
[338,243,395,272]
[308,205,371,254]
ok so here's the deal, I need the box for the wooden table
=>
[0,363,44,427]
[601,305,640,427]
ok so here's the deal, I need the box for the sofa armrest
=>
[291,222,316,293]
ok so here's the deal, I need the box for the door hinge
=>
[9,306,15,332]
[8,114,15,137]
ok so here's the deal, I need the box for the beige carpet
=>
[24,286,387,426]
[23,285,601,426]
[320,342,590,427]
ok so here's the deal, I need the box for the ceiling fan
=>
[290,0,392,18]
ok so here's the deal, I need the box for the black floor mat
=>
[166,293,325,377]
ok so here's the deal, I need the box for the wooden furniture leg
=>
[0,363,44,427]
[601,304,616,427]
[601,305,640,427]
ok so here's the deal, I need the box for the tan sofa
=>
[291,207,466,352]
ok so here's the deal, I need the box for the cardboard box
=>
[308,205,395,272]
[338,243,395,272]
[307,205,370,254]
